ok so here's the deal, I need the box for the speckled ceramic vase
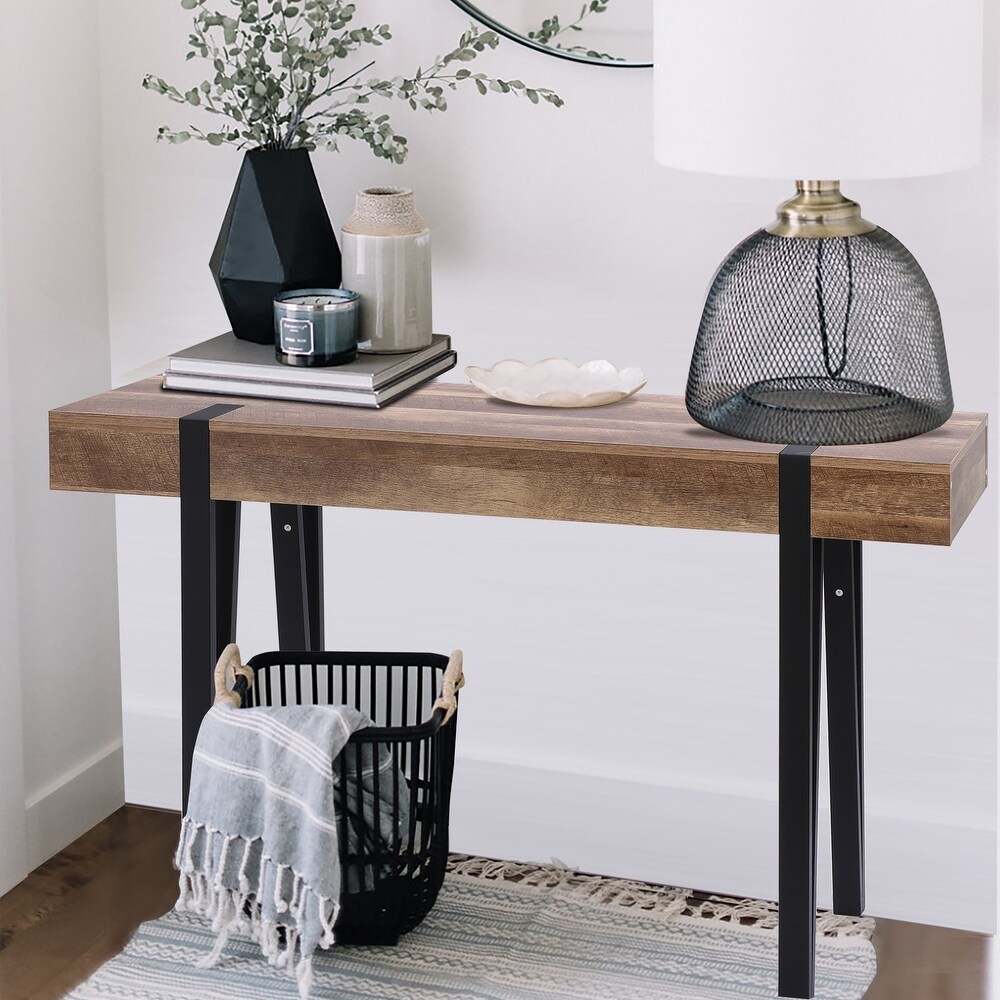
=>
[341,188,432,354]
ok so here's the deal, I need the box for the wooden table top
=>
[49,378,988,545]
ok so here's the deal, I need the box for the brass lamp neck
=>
[766,181,876,238]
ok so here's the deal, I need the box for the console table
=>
[49,377,988,999]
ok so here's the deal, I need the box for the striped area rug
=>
[69,858,876,1000]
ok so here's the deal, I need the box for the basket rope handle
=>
[432,649,464,725]
[213,643,255,708]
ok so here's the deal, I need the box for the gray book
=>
[162,352,456,408]
[167,332,452,390]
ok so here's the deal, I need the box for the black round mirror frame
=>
[447,0,652,68]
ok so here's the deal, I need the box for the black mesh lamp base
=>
[686,185,954,446]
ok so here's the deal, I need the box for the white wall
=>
[0,182,28,893]
[100,0,998,930]
[0,0,124,893]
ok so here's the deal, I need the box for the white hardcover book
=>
[167,333,452,390]
[162,352,456,408]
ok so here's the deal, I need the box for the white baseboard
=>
[121,710,996,933]
[24,741,125,872]
[450,757,996,934]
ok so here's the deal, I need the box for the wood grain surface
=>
[49,378,988,545]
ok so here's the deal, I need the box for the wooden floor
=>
[0,807,990,999]
[0,808,179,1000]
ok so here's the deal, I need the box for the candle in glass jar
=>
[273,288,360,367]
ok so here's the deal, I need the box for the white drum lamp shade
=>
[654,0,983,179]
[653,0,984,445]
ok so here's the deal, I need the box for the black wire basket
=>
[230,649,463,946]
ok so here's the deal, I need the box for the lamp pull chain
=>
[816,238,854,379]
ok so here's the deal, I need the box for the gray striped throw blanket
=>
[175,696,395,998]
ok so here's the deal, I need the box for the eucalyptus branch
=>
[528,0,624,62]
[144,0,562,159]
[301,59,377,111]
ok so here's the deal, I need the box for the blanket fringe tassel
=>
[175,821,339,999]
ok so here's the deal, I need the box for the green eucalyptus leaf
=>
[145,0,563,154]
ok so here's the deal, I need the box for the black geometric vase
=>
[210,149,342,344]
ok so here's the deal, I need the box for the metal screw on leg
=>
[284,524,292,532]
[835,589,844,597]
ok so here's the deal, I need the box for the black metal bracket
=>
[778,445,821,1000]
[178,403,242,811]
[778,445,866,999]
[177,400,323,807]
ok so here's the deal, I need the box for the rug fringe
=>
[447,854,875,939]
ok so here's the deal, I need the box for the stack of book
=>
[162,333,456,408]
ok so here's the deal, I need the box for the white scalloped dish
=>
[465,358,647,408]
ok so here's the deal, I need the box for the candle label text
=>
[279,317,315,355]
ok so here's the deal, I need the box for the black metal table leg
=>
[215,500,242,647]
[270,504,324,650]
[179,403,242,812]
[301,506,324,649]
[778,445,822,999]
[823,538,865,916]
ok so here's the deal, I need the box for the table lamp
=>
[654,0,983,445]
